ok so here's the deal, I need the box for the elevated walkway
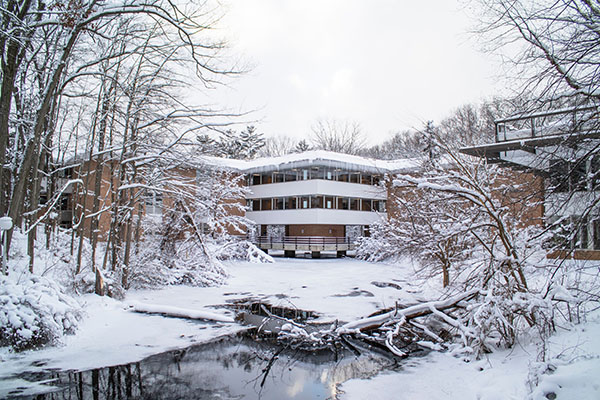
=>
[460,105,600,171]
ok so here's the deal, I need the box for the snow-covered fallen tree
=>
[0,274,82,351]
[129,301,234,323]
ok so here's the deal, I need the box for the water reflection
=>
[13,334,396,399]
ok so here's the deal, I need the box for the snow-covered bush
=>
[355,220,406,263]
[0,274,82,351]
[126,232,229,289]
[212,239,274,263]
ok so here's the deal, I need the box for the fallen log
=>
[129,301,235,323]
[336,289,479,334]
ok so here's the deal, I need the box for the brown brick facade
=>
[286,224,345,237]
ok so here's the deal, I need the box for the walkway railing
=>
[253,236,356,251]
[495,105,599,143]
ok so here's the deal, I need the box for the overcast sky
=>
[204,0,502,145]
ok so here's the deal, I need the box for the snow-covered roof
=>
[199,150,420,174]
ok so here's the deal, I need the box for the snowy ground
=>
[338,315,600,400]
[1,257,599,399]
[339,312,600,400]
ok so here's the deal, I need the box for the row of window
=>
[248,196,387,212]
[248,167,383,186]
[549,158,599,192]
[550,215,600,250]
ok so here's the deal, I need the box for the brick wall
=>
[287,224,345,237]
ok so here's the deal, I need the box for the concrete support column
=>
[284,250,296,258]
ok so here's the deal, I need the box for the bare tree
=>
[475,0,600,106]
[357,143,551,356]
[0,0,249,289]
[310,118,367,155]
[258,135,297,157]
[473,0,600,263]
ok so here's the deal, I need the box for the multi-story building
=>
[52,150,419,257]
[209,150,418,257]
[460,105,600,259]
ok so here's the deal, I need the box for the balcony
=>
[245,208,386,225]
[460,105,600,170]
[247,179,386,200]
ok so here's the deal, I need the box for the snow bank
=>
[0,274,82,351]
[531,357,600,400]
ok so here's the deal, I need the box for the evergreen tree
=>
[216,126,265,159]
[294,139,311,153]
[421,121,441,166]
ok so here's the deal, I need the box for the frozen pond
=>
[10,333,398,399]
[1,258,421,399]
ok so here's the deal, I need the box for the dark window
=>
[274,197,285,210]
[252,174,261,185]
[361,174,372,185]
[287,197,297,209]
[261,198,272,211]
[60,196,70,210]
[252,200,260,211]
[550,217,574,249]
[338,197,349,210]
[310,166,321,179]
[285,170,298,182]
[591,156,600,190]
[311,195,323,208]
[571,161,587,191]
[338,171,349,182]
[273,172,284,183]
[361,199,372,211]
[594,219,600,250]
[350,198,359,210]
[262,174,272,184]
[549,159,569,193]
[350,173,360,184]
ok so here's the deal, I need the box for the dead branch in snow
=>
[336,289,479,334]
[268,290,482,358]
